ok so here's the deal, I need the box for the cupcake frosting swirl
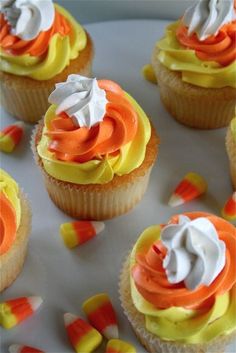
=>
[183,0,236,40]
[0,0,55,40]
[130,212,236,343]
[0,169,21,255]
[155,0,236,88]
[44,79,138,163]
[37,78,151,184]
[0,4,87,80]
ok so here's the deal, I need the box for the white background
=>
[1,17,235,353]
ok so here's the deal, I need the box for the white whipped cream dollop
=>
[49,75,108,129]
[161,215,226,290]
[182,0,236,41]
[0,0,55,41]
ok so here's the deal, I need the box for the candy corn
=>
[168,172,207,207]
[64,313,102,353]
[9,344,44,353]
[222,192,236,221]
[83,293,118,339]
[60,221,105,248]
[142,64,157,84]
[106,339,136,353]
[0,122,24,153]
[0,296,43,329]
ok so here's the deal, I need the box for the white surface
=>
[57,0,196,24]
[0,19,235,353]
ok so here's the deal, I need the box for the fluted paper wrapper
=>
[119,256,235,353]
[151,49,236,129]
[0,191,31,292]
[226,126,236,190]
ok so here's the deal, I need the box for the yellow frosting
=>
[0,169,21,228]
[0,4,87,80]
[155,21,236,88]
[130,226,236,343]
[37,93,151,185]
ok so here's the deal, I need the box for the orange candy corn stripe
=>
[60,221,105,248]
[0,297,43,329]
[176,21,236,66]
[46,80,138,163]
[0,191,17,255]
[83,293,118,339]
[64,313,102,353]
[0,122,24,153]
[222,192,236,221]
[168,172,207,207]
[0,11,71,57]
[9,345,44,353]
[105,339,136,353]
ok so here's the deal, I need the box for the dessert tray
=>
[1,19,235,353]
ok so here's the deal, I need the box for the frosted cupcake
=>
[0,169,31,291]
[32,75,159,220]
[120,212,236,353]
[226,117,236,189]
[150,0,236,129]
[0,0,94,123]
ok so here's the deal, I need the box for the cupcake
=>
[0,0,94,123]
[0,169,31,291]
[32,75,159,220]
[150,0,236,129]
[120,212,236,353]
[226,116,236,189]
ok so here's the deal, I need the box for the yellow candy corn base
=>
[151,48,236,130]
[32,122,159,220]
[119,256,236,353]
[0,34,94,124]
[0,191,31,292]
[226,124,236,191]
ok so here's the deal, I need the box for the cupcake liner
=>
[119,255,236,353]
[226,126,236,190]
[31,121,159,220]
[151,49,236,129]
[0,191,31,292]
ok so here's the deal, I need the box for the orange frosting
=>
[0,10,71,57]
[176,21,236,66]
[46,80,138,163]
[132,212,236,310]
[0,191,17,255]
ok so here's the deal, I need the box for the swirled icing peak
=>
[182,0,236,40]
[0,0,55,40]
[48,75,108,129]
[161,215,226,290]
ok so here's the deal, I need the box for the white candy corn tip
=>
[64,313,78,326]
[168,194,184,207]
[28,296,43,311]
[91,221,105,234]
[9,344,23,353]
[103,325,119,339]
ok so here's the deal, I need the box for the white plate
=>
[1,19,235,353]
